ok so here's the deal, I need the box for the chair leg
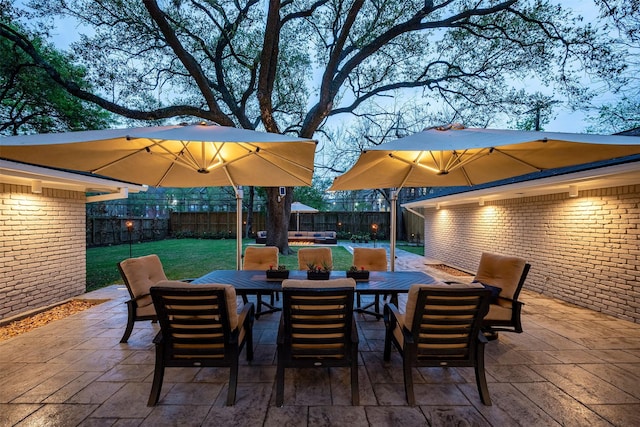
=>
[475,342,492,405]
[383,319,393,361]
[227,359,239,406]
[120,301,135,343]
[403,354,415,406]
[275,358,285,406]
[246,324,254,362]
[147,346,165,406]
[351,362,360,405]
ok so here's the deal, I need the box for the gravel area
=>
[0,300,101,341]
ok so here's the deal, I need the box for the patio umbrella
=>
[290,201,318,231]
[1,122,317,268]
[329,125,640,270]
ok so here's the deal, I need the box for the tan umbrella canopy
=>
[329,125,640,270]
[1,122,317,268]
[1,123,316,188]
[290,201,319,231]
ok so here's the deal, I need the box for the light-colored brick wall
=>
[423,184,640,324]
[0,183,86,321]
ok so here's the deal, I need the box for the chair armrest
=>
[238,302,255,330]
[132,293,150,302]
[477,331,489,345]
[384,303,413,345]
[351,318,359,344]
[495,296,524,307]
[152,330,163,345]
[383,302,401,325]
[277,316,285,345]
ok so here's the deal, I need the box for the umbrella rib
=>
[389,153,441,174]
[223,166,237,188]
[206,150,255,172]
[207,143,225,170]
[491,148,544,171]
[90,146,150,174]
[240,142,314,174]
[145,138,203,172]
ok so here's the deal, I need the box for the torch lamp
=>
[125,220,133,258]
[372,224,378,247]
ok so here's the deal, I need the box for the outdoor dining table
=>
[190,270,439,318]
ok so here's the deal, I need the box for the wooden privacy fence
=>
[87,209,424,247]
[168,211,392,239]
[87,217,170,247]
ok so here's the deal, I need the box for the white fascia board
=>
[0,159,147,196]
[402,161,640,209]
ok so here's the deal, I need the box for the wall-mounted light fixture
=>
[436,203,441,210]
[569,185,579,198]
[478,198,485,206]
[31,180,42,194]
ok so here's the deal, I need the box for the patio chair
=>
[243,246,280,307]
[383,283,492,406]
[148,281,254,406]
[243,246,279,270]
[473,252,531,337]
[117,254,181,343]
[276,278,359,406]
[352,247,388,319]
[297,247,333,270]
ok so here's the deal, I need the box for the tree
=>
[0,19,111,134]
[0,0,626,253]
[585,0,640,133]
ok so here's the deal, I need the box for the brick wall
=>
[423,184,640,324]
[0,184,86,321]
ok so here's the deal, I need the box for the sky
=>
[28,0,618,134]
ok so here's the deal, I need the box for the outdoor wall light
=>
[478,198,485,206]
[31,180,42,194]
[569,185,579,197]
[436,203,441,210]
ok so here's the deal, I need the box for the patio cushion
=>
[474,252,527,300]
[297,247,333,270]
[119,254,168,300]
[154,281,239,330]
[243,246,279,270]
[353,248,388,271]
[484,301,513,322]
[403,282,484,331]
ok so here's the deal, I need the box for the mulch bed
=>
[0,300,101,341]
[428,264,473,276]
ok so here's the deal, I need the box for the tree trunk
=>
[265,187,292,254]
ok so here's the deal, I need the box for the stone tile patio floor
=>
[1,247,639,426]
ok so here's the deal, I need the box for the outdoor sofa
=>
[255,230,337,244]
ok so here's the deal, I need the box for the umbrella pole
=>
[390,190,397,272]
[236,188,243,270]
[297,212,300,231]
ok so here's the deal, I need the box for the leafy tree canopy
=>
[0,14,111,134]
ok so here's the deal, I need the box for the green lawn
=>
[86,239,355,292]
[395,242,425,256]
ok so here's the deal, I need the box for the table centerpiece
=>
[346,265,370,280]
[266,265,290,279]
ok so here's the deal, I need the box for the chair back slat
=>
[409,289,491,362]
[151,287,236,361]
[282,287,355,360]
